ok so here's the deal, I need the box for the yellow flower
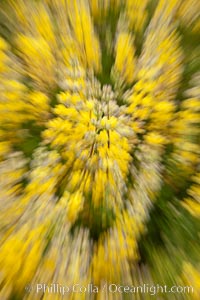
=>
[114,32,136,84]
[0,0,199,297]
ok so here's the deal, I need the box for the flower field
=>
[0,0,199,299]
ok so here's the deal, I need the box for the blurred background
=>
[0,0,199,299]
